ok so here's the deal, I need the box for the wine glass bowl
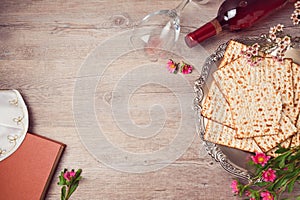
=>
[130,9,181,62]
[130,0,212,61]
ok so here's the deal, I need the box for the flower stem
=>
[65,186,71,200]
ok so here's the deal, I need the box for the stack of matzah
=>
[202,40,300,157]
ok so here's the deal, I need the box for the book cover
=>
[0,133,66,200]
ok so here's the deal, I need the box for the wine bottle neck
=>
[185,18,222,48]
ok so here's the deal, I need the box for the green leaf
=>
[75,169,82,178]
[279,156,287,169]
[58,175,66,186]
[253,191,260,200]
[66,181,79,199]
[279,184,287,196]
[289,168,300,177]
[274,152,292,164]
[277,169,289,177]
[275,146,290,154]
[287,163,295,172]
[288,151,299,161]
[239,184,248,196]
[61,186,66,200]
[287,177,296,193]
[296,195,300,200]
[272,177,288,191]
[289,150,300,162]
[75,176,82,182]
[255,181,269,187]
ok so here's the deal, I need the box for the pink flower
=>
[166,59,178,74]
[251,152,271,166]
[63,170,76,181]
[245,190,251,196]
[181,63,193,74]
[261,191,274,200]
[231,180,239,194]
[262,168,276,182]
[244,190,256,200]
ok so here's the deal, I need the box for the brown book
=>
[0,133,66,200]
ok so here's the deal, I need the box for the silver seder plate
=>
[194,36,300,181]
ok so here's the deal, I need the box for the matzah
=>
[220,41,296,125]
[291,62,300,130]
[213,57,283,138]
[268,62,300,151]
[201,81,234,128]
[290,111,300,148]
[219,40,248,69]
[204,120,262,153]
[201,39,299,156]
[254,113,297,152]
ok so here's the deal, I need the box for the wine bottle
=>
[185,0,295,48]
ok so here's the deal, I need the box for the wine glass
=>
[130,0,210,61]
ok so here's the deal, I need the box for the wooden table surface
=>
[1,0,300,199]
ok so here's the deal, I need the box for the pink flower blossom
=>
[181,63,193,74]
[166,59,178,73]
[63,170,76,181]
[262,168,277,182]
[261,191,274,200]
[231,180,239,194]
[244,190,256,200]
[245,190,251,196]
[251,152,271,166]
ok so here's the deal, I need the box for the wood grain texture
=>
[0,1,299,199]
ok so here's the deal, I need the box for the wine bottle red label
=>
[185,19,222,48]
[211,19,222,34]
[185,0,291,47]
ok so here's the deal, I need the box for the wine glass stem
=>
[175,0,192,14]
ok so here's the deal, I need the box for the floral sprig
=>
[241,43,262,66]
[166,59,193,74]
[243,24,293,64]
[291,1,300,25]
[58,168,82,200]
[167,59,179,73]
[180,61,193,74]
[242,0,300,64]
[231,146,300,200]
[268,24,292,61]
[268,24,284,41]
